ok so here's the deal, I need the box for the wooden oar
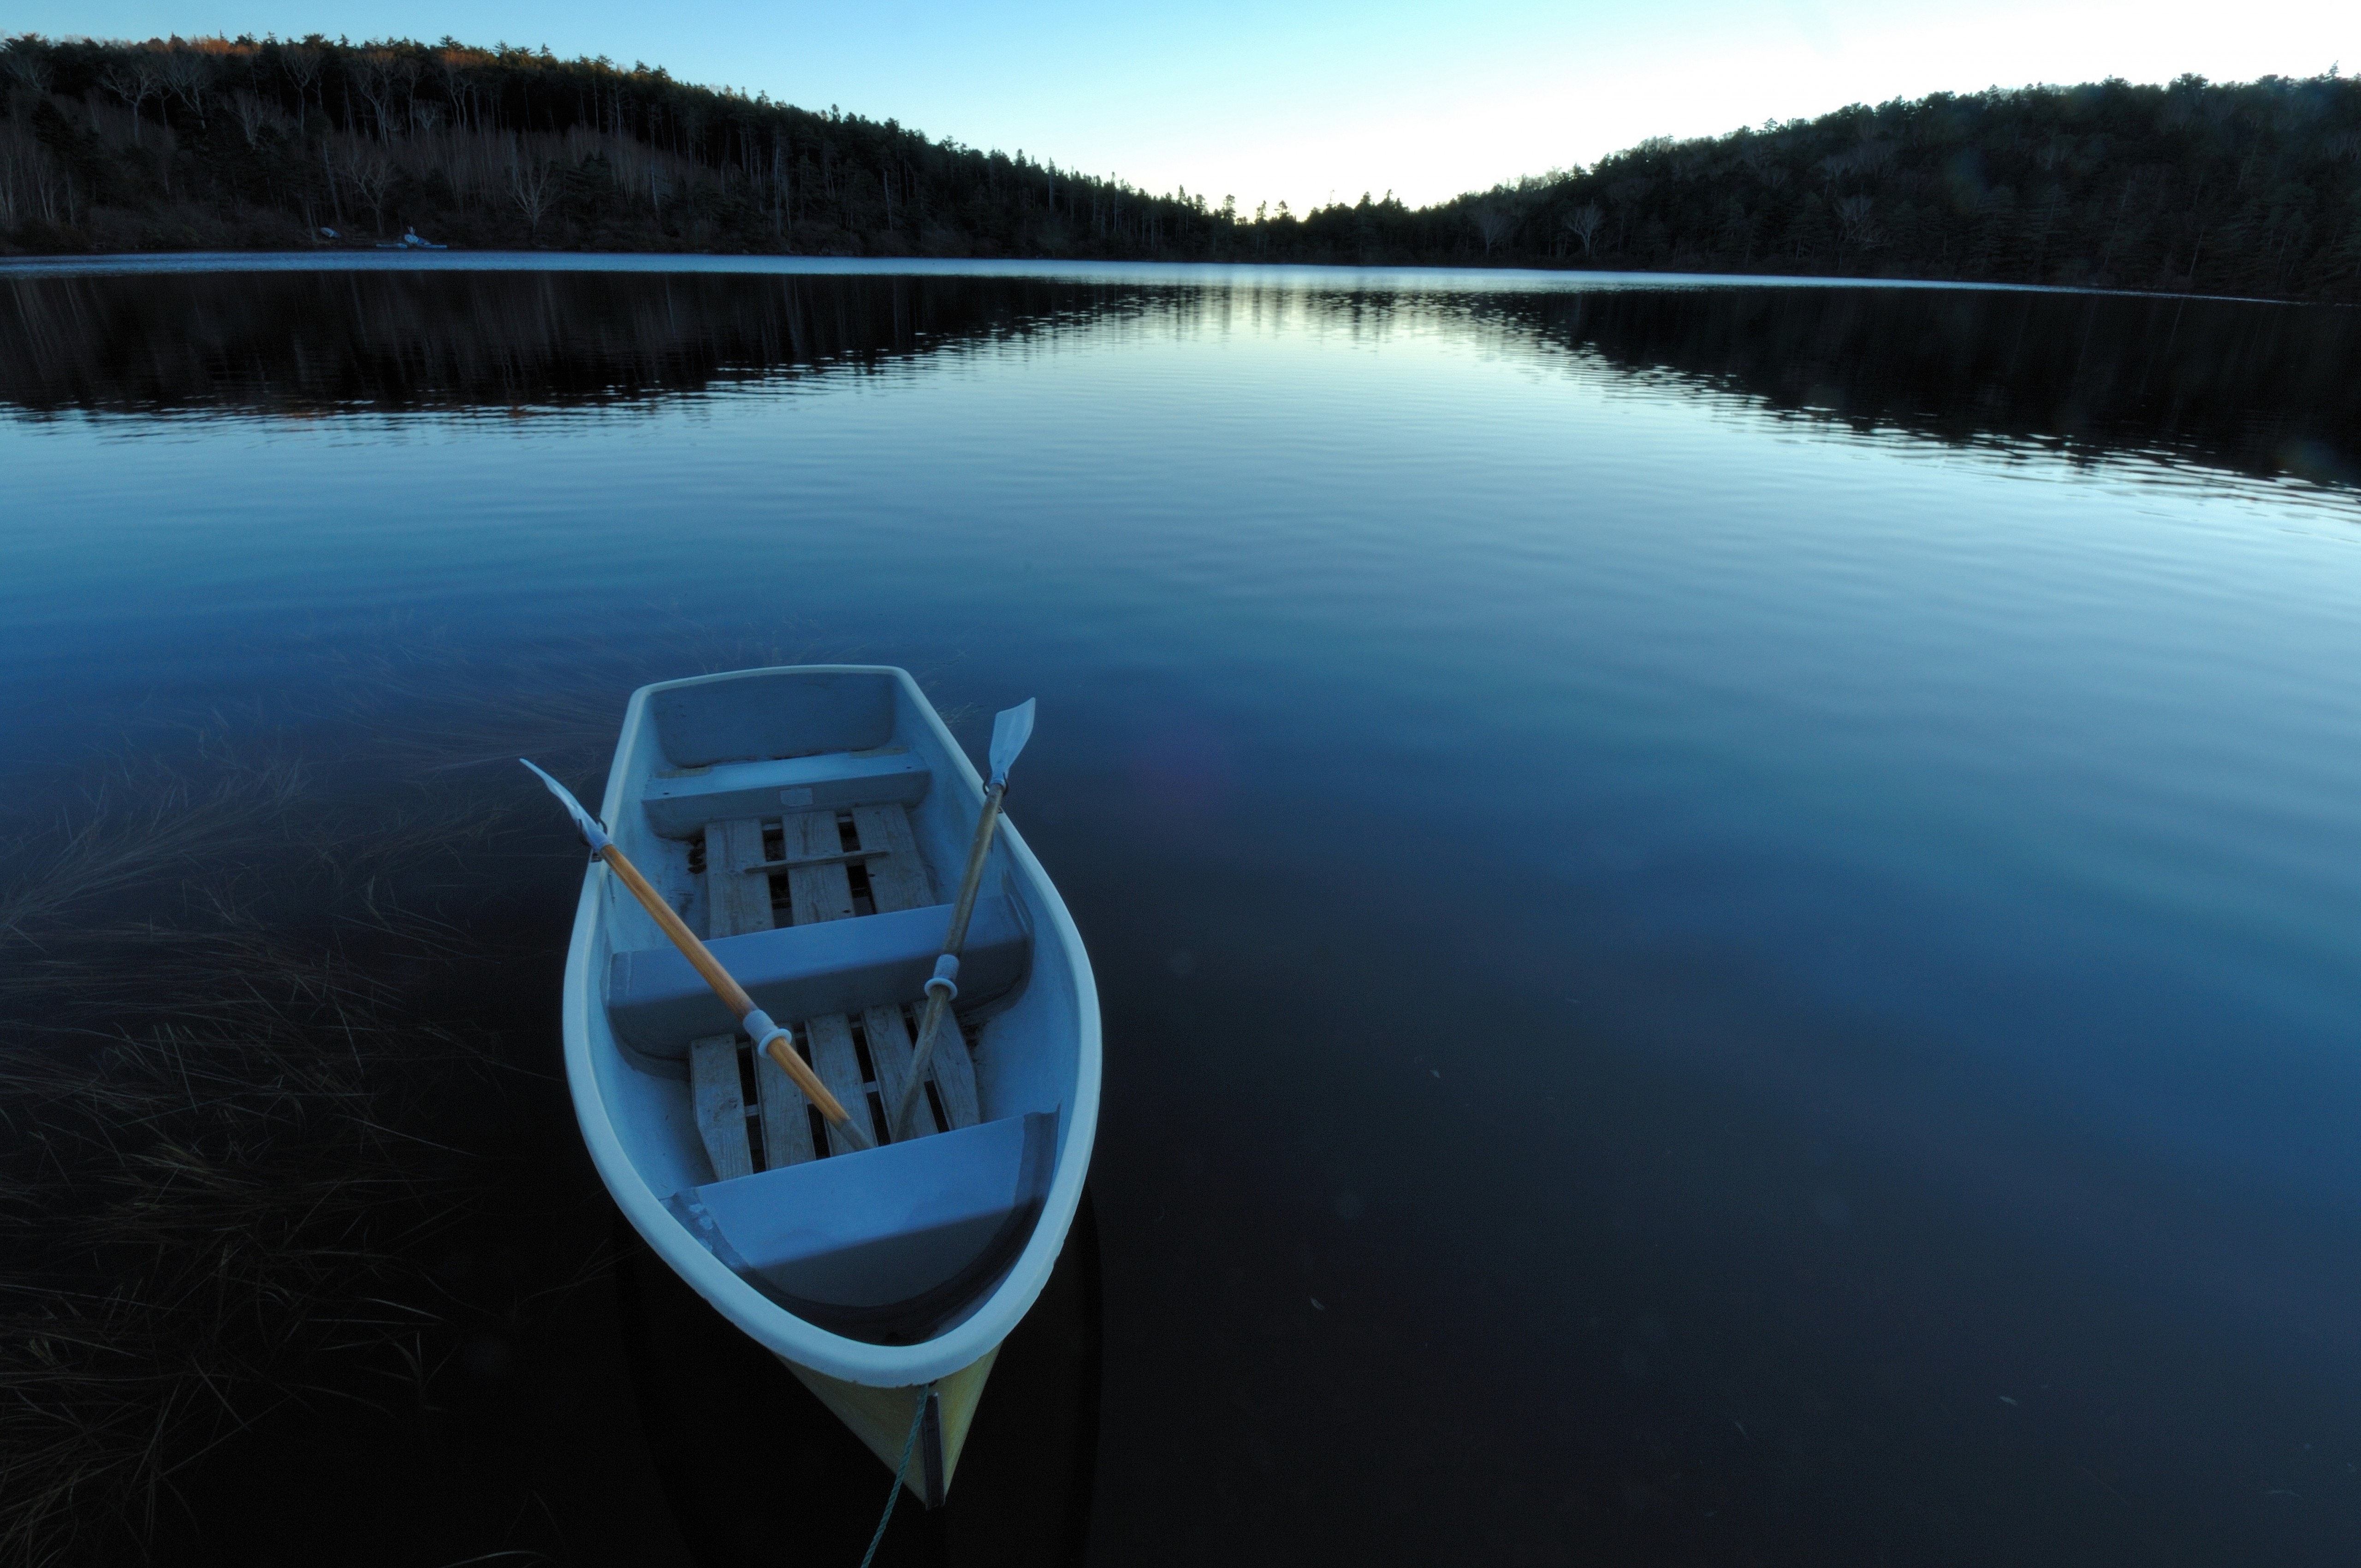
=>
[521,760,873,1153]
[890,700,1035,1141]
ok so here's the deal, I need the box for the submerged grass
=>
[0,631,987,1563]
[0,753,511,1566]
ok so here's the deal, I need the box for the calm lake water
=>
[3,257,2359,1565]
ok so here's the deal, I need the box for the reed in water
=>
[0,631,915,1562]
[0,755,500,1565]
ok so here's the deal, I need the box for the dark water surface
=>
[4,258,2360,1565]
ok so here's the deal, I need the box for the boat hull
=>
[783,1343,1003,1508]
[560,665,1098,1503]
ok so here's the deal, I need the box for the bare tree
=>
[1471,199,1518,257]
[507,137,557,238]
[229,89,264,147]
[227,91,289,148]
[1833,194,1883,268]
[433,48,482,133]
[352,52,402,143]
[343,143,396,233]
[155,46,212,128]
[391,52,423,135]
[0,123,30,223]
[1,39,53,95]
[1562,200,1604,257]
[279,43,323,125]
[100,55,165,145]
[319,137,343,225]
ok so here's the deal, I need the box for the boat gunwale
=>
[562,663,1100,1387]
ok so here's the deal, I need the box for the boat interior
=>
[597,670,1069,1345]
[683,790,990,1170]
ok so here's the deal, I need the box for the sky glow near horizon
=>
[16,0,2358,213]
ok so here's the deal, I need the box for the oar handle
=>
[597,843,868,1145]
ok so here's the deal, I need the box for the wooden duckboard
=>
[685,801,981,1184]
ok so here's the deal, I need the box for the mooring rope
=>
[860,1384,933,1568]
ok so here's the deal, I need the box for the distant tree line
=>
[0,33,1229,257]
[4,34,2358,300]
[1273,73,2361,300]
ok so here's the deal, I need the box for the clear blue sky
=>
[16,0,2355,212]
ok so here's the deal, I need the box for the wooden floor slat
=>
[856,802,975,1135]
[686,796,967,1163]
[852,804,932,913]
[861,1004,943,1140]
[802,1013,874,1156]
[783,810,856,925]
[704,819,774,938]
[689,1033,755,1182]
[753,1040,817,1168]
[928,1009,982,1131]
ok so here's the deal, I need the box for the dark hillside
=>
[0,34,1222,258]
[1277,74,2361,299]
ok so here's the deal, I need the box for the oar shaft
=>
[938,784,1004,956]
[892,781,1006,1138]
[597,842,864,1139]
[900,988,955,1129]
[601,844,755,1014]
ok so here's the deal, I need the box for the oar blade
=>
[987,699,1036,789]
[521,758,613,851]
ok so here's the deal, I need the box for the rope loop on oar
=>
[859,1383,934,1568]
[925,953,960,1002]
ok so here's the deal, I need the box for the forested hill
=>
[2,34,2358,302]
[0,35,1225,258]
[1358,71,2361,300]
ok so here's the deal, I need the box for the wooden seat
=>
[687,801,983,1183]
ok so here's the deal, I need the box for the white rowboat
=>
[558,665,1100,1504]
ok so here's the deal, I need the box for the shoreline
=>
[0,248,2316,307]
